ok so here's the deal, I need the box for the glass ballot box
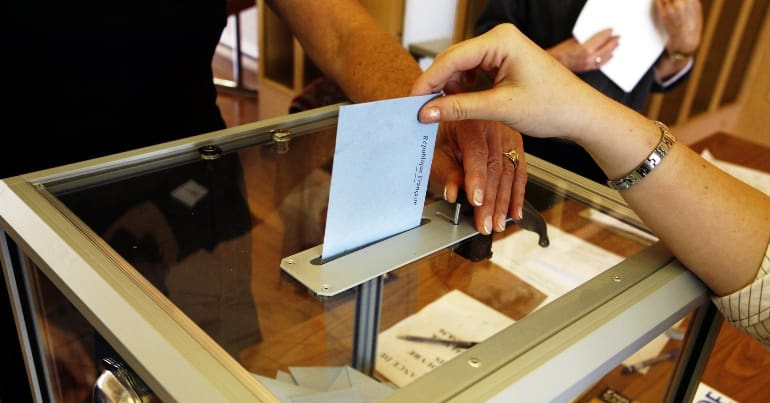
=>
[1,105,720,402]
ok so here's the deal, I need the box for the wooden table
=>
[689,132,770,172]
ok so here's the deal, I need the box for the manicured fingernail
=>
[496,214,507,232]
[517,207,523,221]
[473,189,483,206]
[426,107,440,122]
[483,216,493,235]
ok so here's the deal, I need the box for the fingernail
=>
[473,189,483,206]
[443,186,448,201]
[483,216,493,235]
[517,207,523,221]
[496,214,507,232]
[426,107,440,122]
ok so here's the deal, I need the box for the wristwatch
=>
[667,50,693,61]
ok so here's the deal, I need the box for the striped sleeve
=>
[711,240,770,351]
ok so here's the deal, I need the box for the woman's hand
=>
[432,119,526,232]
[410,23,608,143]
[656,0,702,56]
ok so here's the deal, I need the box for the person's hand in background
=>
[547,28,620,72]
[655,0,703,78]
[657,0,702,55]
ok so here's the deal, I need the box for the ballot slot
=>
[309,217,433,266]
[280,195,550,297]
[280,200,481,297]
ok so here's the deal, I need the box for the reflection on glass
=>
[27,119,687,400]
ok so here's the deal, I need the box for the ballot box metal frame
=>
[1,104,719,402]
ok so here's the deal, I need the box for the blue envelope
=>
[321,94,439,260]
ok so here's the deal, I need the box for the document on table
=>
[322,94,439,260]
[490,224,624,308]
[376,289,514,387]
[573,0,666,92]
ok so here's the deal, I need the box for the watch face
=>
[668,51,692,61]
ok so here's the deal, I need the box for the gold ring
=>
[594,55,602,65]
[503,149,519,168]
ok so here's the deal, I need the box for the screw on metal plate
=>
[467,357,482,368]
[198,145,222,160]
[271,128,292,154]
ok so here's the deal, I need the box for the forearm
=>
[325,22,422,102]
[629,143,769,296]
[573,107,770,296]
[266,0,421,102]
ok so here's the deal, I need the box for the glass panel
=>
[573,316,691,402]
[51,125,341,368]
[22,113,690,400]
[12,246,160,402]
[371,180,657,390]
[26,256,98,402]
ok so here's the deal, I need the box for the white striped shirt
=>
[712,241,770,351]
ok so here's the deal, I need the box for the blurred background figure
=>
[474,0,703,182]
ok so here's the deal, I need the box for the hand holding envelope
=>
[322,94,440,260]
[322,94,527,260]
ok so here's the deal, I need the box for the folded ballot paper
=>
[573,0,667,92]
[252,366,396,402]
[321,94,439,260]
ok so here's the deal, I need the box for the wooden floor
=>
[211,51,770,402]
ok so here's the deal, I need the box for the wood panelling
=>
[649,0,770,146]
[732,4,770,147]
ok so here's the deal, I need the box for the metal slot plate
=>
[280,201,478,296]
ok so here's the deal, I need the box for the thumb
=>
[416,90,515,126]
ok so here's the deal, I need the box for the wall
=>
[731,5,770,147]
[656,0,770,147]
[219,6,259,60]
[402,0,457,47]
